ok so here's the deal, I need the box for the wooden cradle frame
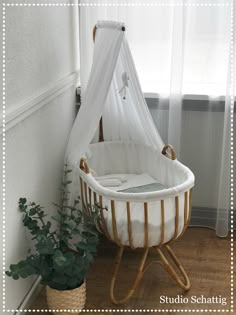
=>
[79,145,193,305]
[77,25,192,305]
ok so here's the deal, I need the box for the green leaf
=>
[52,203,61,209]
[30,226,40,236]
[52,273,67,285]
[39,258,52,278]
[67,277,81,289]
[53,251,67,269]
[18,265,35,278]
[12,273,20,280]
[23,215,32,226]
[71,228,80,235]
[51,214,61,222]
[64,219,76,230]
[36,234,47,242]
[6,259,37,280]
[45,221,52,229]
[29,208,37,216]
[83,228,99,237]
[64,170,72,174]
[47,281,68,291]
[28,220,38,230]
[38,211,46,218]
[19,198,27,205]
[76,242,88,251]
[84,252,94,263]
[35,237,55,255]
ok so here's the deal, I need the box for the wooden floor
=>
[30,228,235,314]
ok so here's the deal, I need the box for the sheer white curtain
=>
[79,0,235,236]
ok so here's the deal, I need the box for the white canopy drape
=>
[66,21,164,167]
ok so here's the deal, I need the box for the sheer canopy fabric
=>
[66,21,164,167]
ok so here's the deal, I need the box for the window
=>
[80,1,233,97]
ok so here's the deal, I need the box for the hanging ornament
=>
[118,72,129,100]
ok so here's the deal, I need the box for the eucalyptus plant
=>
[6,169,101,290]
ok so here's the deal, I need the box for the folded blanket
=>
[94,174,133,183]
[95,173,159,192]
[97,178,123,187]
[119,182,167,193]
[117,173,157,191]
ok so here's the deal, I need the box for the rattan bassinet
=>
[66,21,195,304]
[79,140,194,304]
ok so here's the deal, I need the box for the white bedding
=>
[94,173,164,192]
[79,141,194,248]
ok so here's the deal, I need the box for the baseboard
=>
[14,277,42,315]
[190,206,236,230]
[1,71,79,134]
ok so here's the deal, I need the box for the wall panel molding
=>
[1,71,79,134]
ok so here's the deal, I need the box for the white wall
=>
[0,2,79,312]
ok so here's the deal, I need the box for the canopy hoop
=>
[93,24,125,42]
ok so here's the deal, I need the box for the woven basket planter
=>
[46,281,86,315]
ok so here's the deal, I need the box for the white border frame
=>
[2,2,234,313]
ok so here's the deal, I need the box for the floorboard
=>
[30,227,235,314]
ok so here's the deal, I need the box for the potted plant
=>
[6,170,101,314]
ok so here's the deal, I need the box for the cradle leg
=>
[156,244,190,291]
[110,246,149,305]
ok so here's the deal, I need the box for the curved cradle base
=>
[110,244,190,305]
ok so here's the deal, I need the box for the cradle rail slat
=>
[160,200,165,245]
[93,191,97,203]
[144,202,149,248]
[176,191,189,240]
[92,191,104,234]
[99,195,112,241]
[111,200,122,246]
[184,191,188,225]
[185,188,193,227]
[84,182,89,215]
[189,189,193,222]
[126,202,135,249]
[88,187,92,216]
[176,191,188,239]
[173,196,179,240]
[80,177,86,209]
